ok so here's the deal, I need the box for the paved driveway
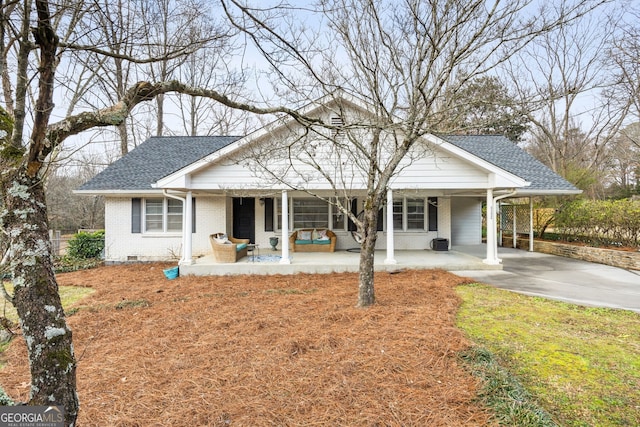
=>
[453,246,640,313]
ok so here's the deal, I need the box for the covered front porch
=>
[179,245,500,276]
[175,188,514,270]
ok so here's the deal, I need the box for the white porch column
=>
[484,189,500,265]
[280,190,291,264]
[497,200,502,247]
[529,196,534,252]
[385,188,396,264]
[512,204,517,248]
[182,191,193,265]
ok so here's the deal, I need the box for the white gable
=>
[155,95,527,192]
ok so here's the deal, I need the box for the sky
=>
[49,0,636,172]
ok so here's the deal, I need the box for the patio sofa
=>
[210,233,250,262]
[289,229,336,252]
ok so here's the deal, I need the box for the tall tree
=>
[63,0,142,156]
[45,159,106,232]
[0,0,611,424]
[607,6,640,135]
[141,0,232,137]
[64,0,233,155]
[606,122,640,197]
[220,0,605,306]
[505,6,625,195]
[0,0,80,421]
[436,75,530,143]
[0,1,302,421]
[528,121,607,196]
[172,45,254,136]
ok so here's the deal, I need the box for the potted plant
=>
[269,236,279,251]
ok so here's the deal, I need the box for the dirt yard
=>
[2,264,493,426]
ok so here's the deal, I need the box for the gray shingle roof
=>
[77,135,240,191]
[78,133,578,194]
[439,134,579,193]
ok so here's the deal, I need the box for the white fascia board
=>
[153,173,190,190]
[426,134,529,189]
[156,116,296,188]
[73,189,165,196]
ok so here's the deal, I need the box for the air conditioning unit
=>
[431,238,449,251]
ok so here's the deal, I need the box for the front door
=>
[233,197,255,243]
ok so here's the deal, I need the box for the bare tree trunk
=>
[156,92,164,136]
[0,2,79,424]
[2,170,78,426]
[118,121,128,156]
[357,202,379,307]
[190,94,197,136]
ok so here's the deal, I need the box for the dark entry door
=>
[233,197,255,243]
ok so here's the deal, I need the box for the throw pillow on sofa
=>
[298,230,312,241]
[311,229,330,242]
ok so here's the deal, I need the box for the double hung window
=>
[406,198,425,230]
[144,198,183,233]
[293,198,329,229]
[393,200,404,230]
[392,198,426,231]
[275,197,339,231]
[272,196,435,232]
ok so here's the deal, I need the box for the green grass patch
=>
[459,346,556,426]
[1,282,94,370]
[2,282,94,322]
[456,283,640,427]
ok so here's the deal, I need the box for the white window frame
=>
[276,197,348,231]
[406,198,426,230]
[391,197,426,231]
[143,197,183,234]
[292,198,329,229]
[274,196,429,232]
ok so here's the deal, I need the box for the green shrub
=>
[54,256,102,273]
[66,230,105,260]
[554,199,640,247]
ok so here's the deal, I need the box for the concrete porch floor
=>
[179,245,500,276]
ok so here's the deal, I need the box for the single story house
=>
[76,93,580,268]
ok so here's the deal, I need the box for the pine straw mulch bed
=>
[2,264,494,426]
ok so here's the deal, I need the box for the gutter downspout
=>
[163,190,193,266]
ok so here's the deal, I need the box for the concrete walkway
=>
[453,246,640,313]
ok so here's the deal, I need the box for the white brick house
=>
[77,94,580,266]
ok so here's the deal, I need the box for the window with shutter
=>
[428,197,438,231]
[131,197,193,234]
